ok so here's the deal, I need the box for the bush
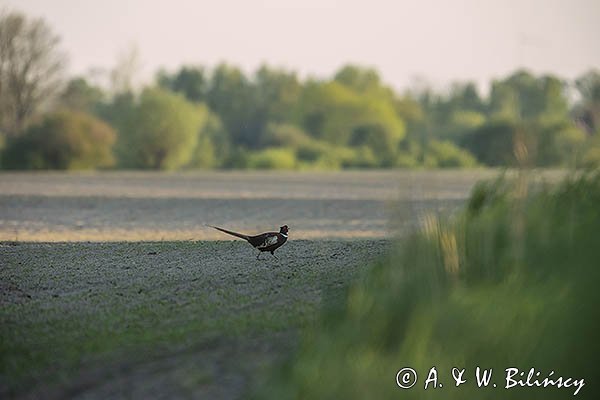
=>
[426,139,478,168]
[395,152,419,168]
[350,123,399,166]
[290,142,382,170]
[578,131,600,168]
[115,88,204,169]
[537,120,586,167]
[295,141,327,162]
[297,81,405,148]
[260,123,313,148]
[187,105,229,169]
[340,146,379,168]
[462,119,520,166]
[463,117,587,167]
[2,110,116,169]
[246,148,297,169]
[440,110,486,142]
[258,173,600,399]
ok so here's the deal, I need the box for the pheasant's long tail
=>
[210,226,250,241]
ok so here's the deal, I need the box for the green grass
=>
[258,172,600,399]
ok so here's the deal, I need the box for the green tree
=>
[534,119,586,166]
[462,119,521,166]
[449,82,486,113]
[246,148,297,169]
[424,139,478,168]
[297,81,405,149]
[488,70,568,121]
[60,77,105,113]
[393,95,424,131]
[414,82,486,142]
[349,123,398,166]
[462,70,578,167]
[187,104,229,169]
[157,66,207,103]
[260,122,313,148]
[580,134,600,168]
[116,88,204,169]
[296,80,355,142]
[334,65,383,94]
[574,69,600,134]
[206,64,259,148]
[2,110,115,169]
[253,65,302,125]
[95,92,136,137]
[488,79,519,119]
[463,117,584,167]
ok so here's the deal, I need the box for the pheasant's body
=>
[211,225,289,258]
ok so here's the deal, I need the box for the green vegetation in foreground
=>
[258,172,600,399]
[0,240,388,397]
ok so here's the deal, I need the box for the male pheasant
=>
[211,225,289,259]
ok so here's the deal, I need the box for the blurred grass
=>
[258,172,600,399]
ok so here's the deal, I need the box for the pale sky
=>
[2,0,599,91]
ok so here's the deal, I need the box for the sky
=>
[2,0,600,92]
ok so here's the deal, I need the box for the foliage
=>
[444,110,487,141]
[463,118,586,167]
[205,63,259,148]
[579,134,600,168]
[0,18,596,171]
[260,122,314,148]
[296,141,335,163]
[296,78,405,162]
[489,71,568,121]
[246,147,297,169]
[258,173,600,399]
[157,65,207,103]
[573,69,600,134]
[334,65,385,94]
[59,77,105,113]
[342,146,379,168]
[424,139,478,168]
[103,63,597,171]
[186,105,229,169]
[2,110,115,169]
[534,119,586,166]
[254,65,302,125]
[114,88,204,169]
[463,118,527,167]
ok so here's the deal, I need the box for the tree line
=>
[1,10,599,170]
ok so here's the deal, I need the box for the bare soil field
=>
[0,170,501,241]
[1,239,388,399]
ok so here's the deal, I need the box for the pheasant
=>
[211,225,289,259]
